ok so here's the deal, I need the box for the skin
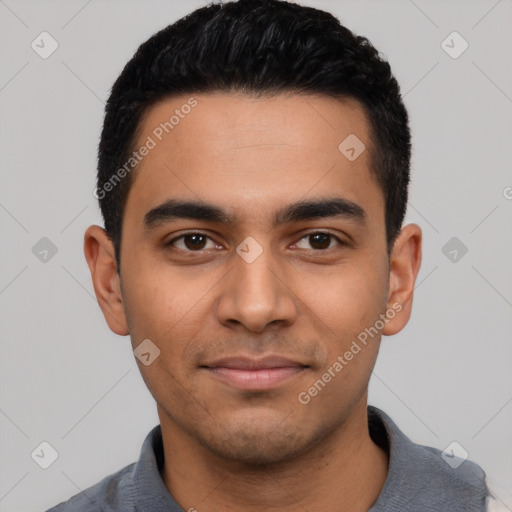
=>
[84,92,422,511]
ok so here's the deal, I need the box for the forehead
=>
[124,92,384,234]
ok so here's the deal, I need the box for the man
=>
[47,0,501,510]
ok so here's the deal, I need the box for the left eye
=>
[295,232,343,250]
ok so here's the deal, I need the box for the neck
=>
[159,399,389,512]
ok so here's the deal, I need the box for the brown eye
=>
[168,232,217,251]
[295,232,342,251]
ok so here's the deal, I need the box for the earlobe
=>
[83,225,129,336]
[382,223,422,336]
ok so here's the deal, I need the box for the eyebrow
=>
[143,197,367,230]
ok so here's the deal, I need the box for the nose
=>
[215,242,298,333]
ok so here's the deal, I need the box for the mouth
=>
[200,355,310,391]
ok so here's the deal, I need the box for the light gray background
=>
[1,0,511,510]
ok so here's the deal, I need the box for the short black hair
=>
[96,0,411,272]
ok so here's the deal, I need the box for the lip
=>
[201,355,309,391]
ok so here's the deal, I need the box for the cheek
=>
[297,272,385,408]
[121,266,218,360]
[121,272,210,412]
[295,265,387,400]
[299,259,387,338]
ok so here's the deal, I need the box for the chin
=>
[194,415,319,467]
[205,432,306,466]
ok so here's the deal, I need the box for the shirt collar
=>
[132,423,182,511]
[130,406,484,511]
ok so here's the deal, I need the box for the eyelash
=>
[165,230,346,253]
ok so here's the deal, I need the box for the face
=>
[85,92,421,465]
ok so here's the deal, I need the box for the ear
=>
[382,223,422,336]
[83,225,129,336]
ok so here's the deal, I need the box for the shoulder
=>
[419,442,486,486]
[368,406,490,510]
[45,462,137,512]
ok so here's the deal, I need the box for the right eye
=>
[166,232,221,252]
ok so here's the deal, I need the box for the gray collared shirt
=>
[46,406,490,511]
